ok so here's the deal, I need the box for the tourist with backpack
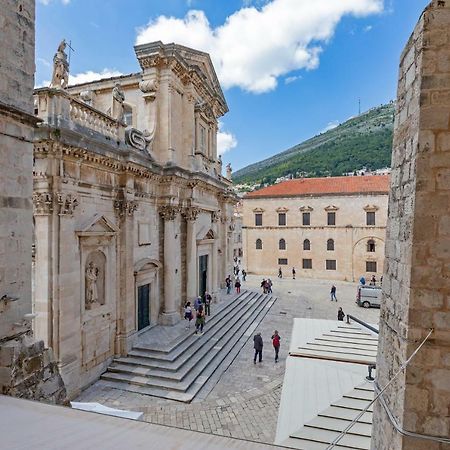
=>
[272,330,281,363]
[184,302,193,329]
[195,305,205,334]
[235,277,241,294]
[253,332,263,363]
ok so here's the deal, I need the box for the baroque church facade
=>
[32,41,237,395]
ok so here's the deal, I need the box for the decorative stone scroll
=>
[182,207,200,222]
[125,127,152,152]
[159,205,180,221]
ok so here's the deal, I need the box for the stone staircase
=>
[101,290,276,402]
[288,381,374,450]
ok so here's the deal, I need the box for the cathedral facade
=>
[32,41,237,395]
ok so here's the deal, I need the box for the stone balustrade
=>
[34,88,125,143]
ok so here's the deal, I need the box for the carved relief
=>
[212,210,221,223]
[33,192,54,215]
[85,251,106,309]
[182,207,200,222]
[159,205,180,221]
[56,193,79,216]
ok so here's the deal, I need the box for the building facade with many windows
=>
[242,176,389,282]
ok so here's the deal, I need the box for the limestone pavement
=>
[77,274,380,444]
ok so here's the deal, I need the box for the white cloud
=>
[136,0,383,93]
[217,122,237,155]
[364,25,373,32]
[37,57,51,68]
[68,69,123,86]
[321,120,340,133]
[285,75,302,84]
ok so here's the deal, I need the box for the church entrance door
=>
[199,255,208,299]
[137,283,150,330]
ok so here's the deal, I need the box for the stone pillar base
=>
[160,311,181,326]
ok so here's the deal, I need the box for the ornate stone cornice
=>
[299,206,314,212]
[364,204,380,212]
[325,205,339,212]
[159,205,181,221]
[182,207,200,221]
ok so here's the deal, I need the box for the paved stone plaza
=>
[77,274,380,444]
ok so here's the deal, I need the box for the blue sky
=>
[36,0,429,171]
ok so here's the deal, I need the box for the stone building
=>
[242,176,389,281]
[372,1,450,449]
[32,41,237,396]
[0,0,66,403]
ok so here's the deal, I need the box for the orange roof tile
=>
[244,175,390,198]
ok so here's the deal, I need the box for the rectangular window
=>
[366,211,376,226]
[366,261,377,272]
[200,125,206,153]
[327,212,336,226]
[255,213,263,226]
[326,259,337,270]
[302,212,311,226]
[302,258,312,269]
[278,258,288,265]
[278,213,286,226]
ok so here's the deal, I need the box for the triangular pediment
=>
[77,214,119,235]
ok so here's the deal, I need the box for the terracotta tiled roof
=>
[244,175,390,198]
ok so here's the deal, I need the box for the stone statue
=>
[50,40,69,89]
[112,83,125,122]
[226,163,232,180]
[85,262,99,307]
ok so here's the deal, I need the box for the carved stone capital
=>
[159,205,180,221]
[183,207,200,222]
[114,199,138,218]
[56,193,79,216]
[33,192,54,215]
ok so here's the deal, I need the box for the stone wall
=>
[372,1,450,449]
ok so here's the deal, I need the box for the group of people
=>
[184,291,213,334]
[277,267,296,279]
[360,274,382,286]
[225,275,243,294]
[253,330,281,363]
[260,278,273,294]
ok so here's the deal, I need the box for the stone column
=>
[211,211,220,299]
[159,205,181,325]
[371,2,450,449]
[183,207,199,303]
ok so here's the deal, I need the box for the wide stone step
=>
[104,294,271,387]
[127,291,262,364]
[332,397,374,412]
[319,406,373,424]
[283,437,349,450]
[101,292,276,401]
[306,416,372,437]
[290,426,371,450]
[132,290,253,355]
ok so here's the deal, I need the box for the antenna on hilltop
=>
[358,97,361,116]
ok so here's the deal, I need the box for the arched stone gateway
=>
[371,2,450,449]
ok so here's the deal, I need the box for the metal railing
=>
[346,314,379,334]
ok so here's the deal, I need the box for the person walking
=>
[226,276,232,294]
[242,269,247,281]
[253,332,263,363]
[338,307,345,321]
[330,285,337,301]
[204,291,212,316]
[292,267,296,280]
[184,302,193,329]
[268,279,273,294]
[278,267,283,279]
[195,305,205,334]
[235,277,241,294]
[194,296,202,312]
[272,330,281,363]
[370,275,377,286]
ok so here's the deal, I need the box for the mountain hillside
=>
[233,103,395,185]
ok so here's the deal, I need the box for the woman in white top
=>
[184,302,193,328]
